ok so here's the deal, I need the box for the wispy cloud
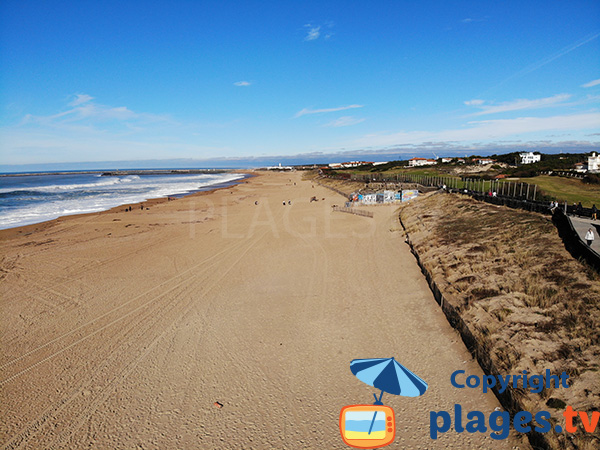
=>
[20,94,173,131]
[464,94,572,116]
[482,31,600,95]
[295,104,364,118]
[303,21,334,41]
[351,112,600,148]
[324,116,365,127]
[464,99,485,106]
[69,94,94,106]
[234,81,251,87]
[304,25,320,41]
[582,78,600,88]
[461,17,488,24]
[465,94,571,116]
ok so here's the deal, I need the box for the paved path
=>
[570,215,600,252]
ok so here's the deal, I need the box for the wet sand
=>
[0,171,529,449]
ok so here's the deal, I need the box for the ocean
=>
[0,171,245,230]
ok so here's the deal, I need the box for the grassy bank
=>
[400,192,600,450]
[512,175,600,207]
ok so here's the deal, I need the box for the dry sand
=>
[0,171,530,449]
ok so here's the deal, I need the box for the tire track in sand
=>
[1,230,269,450]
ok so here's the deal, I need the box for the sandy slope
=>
[0,172,529,449]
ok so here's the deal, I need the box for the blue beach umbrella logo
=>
[340,357,428,449]
[350,357,428,402]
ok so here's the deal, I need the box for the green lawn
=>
[513,175,600,207]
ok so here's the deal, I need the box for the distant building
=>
[473,158,496,165]
[440,157,453,163]
[574,162,587,173]
[267,163,293,171]
[372,161,389,166]
[456,158,465,164]
[588,152,599,172]
[329,161,373,169]
[519,152,541,164]
[408,157,437,167]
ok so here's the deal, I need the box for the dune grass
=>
[401,192,600,450]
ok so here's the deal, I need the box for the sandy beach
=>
[1,171,529,449]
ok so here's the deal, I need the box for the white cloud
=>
[465,94,571,116]
[324,116,365,127]
[234,81,251,87]
[351,112,600,148]
[582,78,600,88]
[464,99,484,106]
[295,104,364,118]
[304,25,320,41]
[69,94,94,106]
[461,17,488,24]
[17,95,174,135]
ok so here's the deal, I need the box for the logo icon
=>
[340,357,428,449]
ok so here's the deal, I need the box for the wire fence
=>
[321,171,598,218]
[351,172,547,202]
[331,206,374,218]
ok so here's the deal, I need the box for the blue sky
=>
[1,0,599,167]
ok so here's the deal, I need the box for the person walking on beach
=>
[585,228,595,247]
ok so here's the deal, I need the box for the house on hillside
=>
[329,161,373,169]
[520,152,541,164]
[574,153,600,173]
[440,157,453,163]
[473,158,496,165]
[408,157,437,167]
[588,152,599,173]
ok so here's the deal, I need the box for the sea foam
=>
[0,172,243,229]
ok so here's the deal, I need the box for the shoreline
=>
[0,171,254,236]
[0,171,255,239]
[0,168,237,177]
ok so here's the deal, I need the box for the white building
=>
[474,158,496,165]
[408,157,437,167]
[267,163,293,171]
[329,161,373,169]
[588,152,599,172]
[520,152,541,164]
[440,157,453,163]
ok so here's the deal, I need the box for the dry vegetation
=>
[401,192,600,450]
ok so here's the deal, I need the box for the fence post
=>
[533,185,537,201]
[526,184,530,200]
